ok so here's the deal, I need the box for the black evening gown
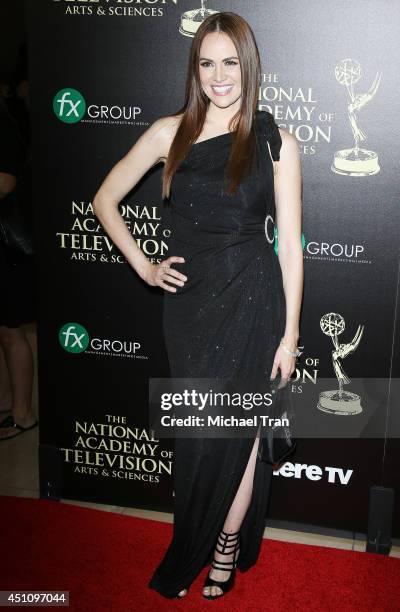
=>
[148,110,286,598]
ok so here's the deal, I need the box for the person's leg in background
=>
[0,325,36,439]
[0,345,12,413]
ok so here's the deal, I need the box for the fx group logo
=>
[53,87,142,125]
[53,88,86,124]
[58,322,148,360]
[59,323,89,353]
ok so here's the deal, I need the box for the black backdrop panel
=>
[27,1,400,535]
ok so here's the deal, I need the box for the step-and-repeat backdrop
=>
[27,1,399,536]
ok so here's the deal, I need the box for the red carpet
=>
[0,495,399,611]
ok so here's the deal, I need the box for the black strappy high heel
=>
[202,529,240,600]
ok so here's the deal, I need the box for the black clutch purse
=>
[258,376,297,466]
[0,184,35,260]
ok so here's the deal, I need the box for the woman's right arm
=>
[93,117,187,293]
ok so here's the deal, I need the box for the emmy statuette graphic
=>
[318,313,364,415]
[179,0,219,37]
[332,59,381,176]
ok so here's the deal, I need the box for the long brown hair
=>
[162,12,261,200]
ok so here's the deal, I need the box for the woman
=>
[93,12,303,600]
[0,94,37,441]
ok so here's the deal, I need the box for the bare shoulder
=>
[274,128,301,183]
[278,128,300,165]
[145,113,184,162]
[279,128,298,152]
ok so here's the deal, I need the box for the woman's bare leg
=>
[0,326,35,439]
[203,432,260,597]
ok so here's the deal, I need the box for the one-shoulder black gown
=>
[148,110,286,598]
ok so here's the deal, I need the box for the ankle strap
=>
[220,529,240,537]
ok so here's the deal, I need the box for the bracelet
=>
[280,337,301,357]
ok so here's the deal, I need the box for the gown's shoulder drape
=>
[260,110,282,161]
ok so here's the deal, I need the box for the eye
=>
[199,60,239,68]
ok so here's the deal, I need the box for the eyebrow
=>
[199,56,239,61]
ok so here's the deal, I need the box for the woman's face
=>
[198,31,242,110]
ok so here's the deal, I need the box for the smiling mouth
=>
[211,85,234,95]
